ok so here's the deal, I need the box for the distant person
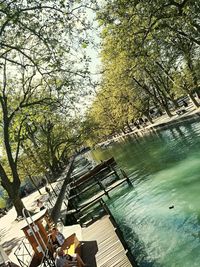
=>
[45,186,51,196]
[139,118,144,125]
[55,247,86,267]
[36,199,45,211]
[0,208,7,218]
[158,109,163,116]
[51,227,65,247]
[42,177,48,186]
[134,121,140,129]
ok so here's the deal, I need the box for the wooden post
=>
[105,160,120,181]
[110,165,121,180]
[120,169,133,187]
[95,177,111,199]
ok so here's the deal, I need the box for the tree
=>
[0,0,97,217]
[95,0,200,126]
[23,113,83,177]
[17,155,43,195]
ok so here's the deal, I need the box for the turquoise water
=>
[91,122,200,267]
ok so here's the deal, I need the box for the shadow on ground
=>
[81,240,98,267]
[0,228,7,241]
[10,262,20,267]
[2,237,23,256]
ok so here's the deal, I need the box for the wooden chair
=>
[61,233,81,256]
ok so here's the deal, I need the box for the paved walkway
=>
[145,103,199,128]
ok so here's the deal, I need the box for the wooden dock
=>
[79,178,129,209]
[82,215,134,267]
[73,157,117,187]
[65,157,133,227]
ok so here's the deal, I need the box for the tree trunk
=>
[156,89,173,117]
[0,161,25,217]
[163,104,173,117]
[28,175,42,195]
[121,128,126,134]
[186,53,200,100]
[188,93,199,108]
[170,98,179,109]
[52,156,60,173]
[196,90,200,99]
[1,106,23,216]
[12,193,25,217]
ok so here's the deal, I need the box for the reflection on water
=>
[91,121,200,267]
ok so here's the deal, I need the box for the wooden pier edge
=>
[99,198,138,267]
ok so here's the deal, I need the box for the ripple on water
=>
[93,121,200,266]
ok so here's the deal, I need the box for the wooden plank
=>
[75,170,116,195]
[82,215,133,267]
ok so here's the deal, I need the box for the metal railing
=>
[14,236,56,267]
[14,238,34,267]
[40,256,56,267]
[40,236,55,267]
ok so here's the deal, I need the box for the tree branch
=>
[2,59,7,98]
[9,97,53,122]
[0,162,11,190]
[15,117,27,164]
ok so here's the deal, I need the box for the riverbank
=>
[114,103,200,141]
[0,156,135,267]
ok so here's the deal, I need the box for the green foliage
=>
[0,0,97,215]
[83,0,200,144]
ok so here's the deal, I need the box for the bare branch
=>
[0,43,39,66]
[0,56,26,68]
[20,5,64,14]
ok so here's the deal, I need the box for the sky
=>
[75,6,102,115]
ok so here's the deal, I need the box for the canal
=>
[91,121,200,267]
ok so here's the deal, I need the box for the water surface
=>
[91,122,200,267]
